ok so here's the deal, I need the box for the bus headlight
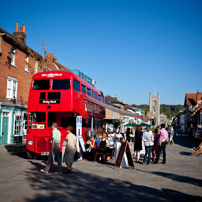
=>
[63,140,67,146]
[28,140,33,145]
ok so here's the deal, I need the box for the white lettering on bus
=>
[42,73,63,77]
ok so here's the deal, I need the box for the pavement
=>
[0,135,202,202]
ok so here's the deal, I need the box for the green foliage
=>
[132,104,184,118]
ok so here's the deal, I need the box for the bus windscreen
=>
[52,79,70,90]
[33,80,50,90]
[29,112,46,123]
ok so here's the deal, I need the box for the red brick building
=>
[0,24,67,145]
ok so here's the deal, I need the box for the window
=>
[35,60,38,73]
[112,112,116,119]
[14,112,27,137]
[6,76,18,99]
[73,80,80,92]
[87,88,92,97]
[52,79,70,90]
[11,48,16,66]
[94,92,98,100]
[81,84,86,94]
[25,55,29,72]
[28,112,46,122]
[98,95,101,102]
[33,80,50,90]
[48,92,61,99]
[39,93,46,99]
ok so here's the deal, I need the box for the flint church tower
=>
[149,93,160,126]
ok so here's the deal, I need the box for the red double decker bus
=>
[26,71,105,158]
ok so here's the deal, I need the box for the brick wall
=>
[0,36,56,106]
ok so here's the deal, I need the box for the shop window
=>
[14,112,27,138]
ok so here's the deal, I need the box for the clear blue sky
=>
[1,0,202,105]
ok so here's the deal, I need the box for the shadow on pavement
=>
[174,135,198,149]
[139,170,202,188]
[23,165,202,202]
[179,151,193,156]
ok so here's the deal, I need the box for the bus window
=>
[61,117,76,128]
[94,92,98,100]
[81,84,86,95]
[39,92,46,99]
[87,88,92,97]
[52,79,70,90]
[98,95,101,102]
[29,112,46,123]
[48,92,61,99]
[82,118,87,127]
[87,118,92,128]
[73,80,80,92]
[33,80,50,90]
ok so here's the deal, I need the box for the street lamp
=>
[5,48,15,65]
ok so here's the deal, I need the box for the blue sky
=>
[1,0,202,105]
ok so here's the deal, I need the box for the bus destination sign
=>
[39,100,60,104]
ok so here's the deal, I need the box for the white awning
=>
[84,97,142,119]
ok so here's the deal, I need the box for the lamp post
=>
[5,48,15,65]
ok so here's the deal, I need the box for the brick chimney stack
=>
[13,23,26,44]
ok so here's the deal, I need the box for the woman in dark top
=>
[126,128,131,142]
[134,126,143,162]
[99,133,108,161]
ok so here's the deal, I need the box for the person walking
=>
[142,126,154,165]
[41,122,62,174]
[152,128,160,162]
[134,126,142,162]
[63,125,77,173]
[155,124,169,164]
[169,126,175,144]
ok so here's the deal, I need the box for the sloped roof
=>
[145,115,151,121]
[184,92,202,106]
[124,104,135,111]
[54,61,69,71]
[105,95,124,105]
[105,100,120,108]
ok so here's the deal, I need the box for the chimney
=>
[114,95,117,100]
[13,23,26,44]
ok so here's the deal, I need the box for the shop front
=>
[0,102,27,145]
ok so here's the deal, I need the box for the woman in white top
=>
[142,127,154,165]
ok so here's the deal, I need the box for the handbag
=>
[74,151,81,161]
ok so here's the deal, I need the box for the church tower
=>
[149,93,160,126]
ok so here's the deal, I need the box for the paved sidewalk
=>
[0,135,202,202]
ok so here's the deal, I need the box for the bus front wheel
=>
[26,150,33,159]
